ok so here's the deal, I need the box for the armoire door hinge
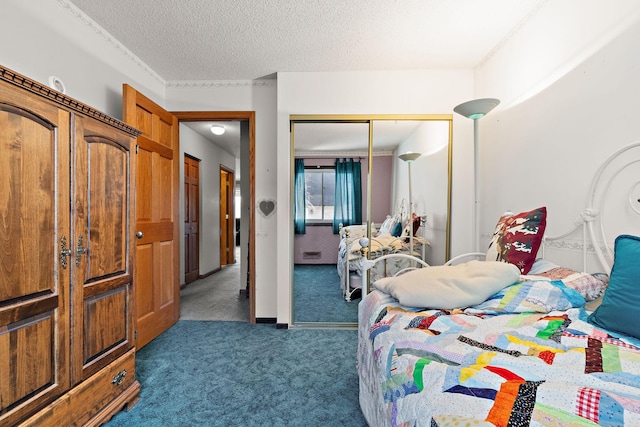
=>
[134,330,138,340]
[135,144,139,154]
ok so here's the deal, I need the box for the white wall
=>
[1,0,280,319]
[393,121,450,265]
[474,2,640,272]
[7,0,640,324]
[276,70,475,324]
[167,82,278,318]
[1,0,165,117]
[179,124,236,277]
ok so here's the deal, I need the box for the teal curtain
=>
[333,158,362,233]
[294,158,306,234]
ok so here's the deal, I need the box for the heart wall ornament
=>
[258,199,276,218]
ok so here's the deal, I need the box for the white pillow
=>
[339,224,367,239]
[379,215,399,234]
[373,260,520,309]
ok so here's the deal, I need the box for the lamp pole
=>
[453,98,500,254]
[473,118,480,253]
[408,160,414,254]
[398,152,421,256]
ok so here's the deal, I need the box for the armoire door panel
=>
[72,116,134,383]
[84,288,128,362]
[0,81,71,423]
[0,312,55,410]
[86,138,128,279]
[0,104,63,301]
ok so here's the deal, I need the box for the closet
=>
[0,65,140,425]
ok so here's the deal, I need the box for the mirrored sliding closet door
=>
[290,115,452,328]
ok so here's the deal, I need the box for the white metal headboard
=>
[587,142,640,273]
[372,142,640,279]
[542,141,640,274]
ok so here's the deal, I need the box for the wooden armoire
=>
[0,65,140,426]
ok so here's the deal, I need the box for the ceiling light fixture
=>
[210,124,225,135]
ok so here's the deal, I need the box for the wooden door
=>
[71,115,136,381]
[123,85,180,349]
[0,82,71,423]
[184,155,200,284]
[220,168,235,265]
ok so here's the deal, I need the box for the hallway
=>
[180,251,249,321]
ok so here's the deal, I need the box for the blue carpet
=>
[294,264,359,323]
[106,321,367,426]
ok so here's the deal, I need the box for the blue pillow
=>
[391,221,403,237]
[588,234,640,339]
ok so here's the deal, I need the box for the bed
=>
[338,213,429,302]
[357,142,640,426]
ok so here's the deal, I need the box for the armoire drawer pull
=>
[112,369,127,386]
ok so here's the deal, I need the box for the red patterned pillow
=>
[486,207,547,274]
[401,213,422,238]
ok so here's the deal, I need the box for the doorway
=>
[173,111,256,324]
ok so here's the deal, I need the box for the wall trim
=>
[480,233,610,255]
[58,0,165,85]
[58,0,277,89]
[255,318,278,324]
[0,65,140,136]
[166,80,276,88]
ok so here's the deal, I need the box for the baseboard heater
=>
[302,251,321,259]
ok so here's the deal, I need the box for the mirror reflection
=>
[291,115,452,326]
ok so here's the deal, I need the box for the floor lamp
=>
[453,98,500,253]
[398,151,421,255]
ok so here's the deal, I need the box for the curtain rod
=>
[294,156,366,160]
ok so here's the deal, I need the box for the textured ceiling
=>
[68,0,546,81]
[65,0,546,160]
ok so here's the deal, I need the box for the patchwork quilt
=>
[358,282,640,427]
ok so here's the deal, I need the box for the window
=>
[305,168,335,223]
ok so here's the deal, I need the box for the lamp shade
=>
[398,151,421,162]
[454,98,500,120]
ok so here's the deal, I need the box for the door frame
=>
[172,111,255,324]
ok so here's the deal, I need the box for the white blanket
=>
[372,260,520,308]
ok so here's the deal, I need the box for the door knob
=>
[136,231,144,239]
